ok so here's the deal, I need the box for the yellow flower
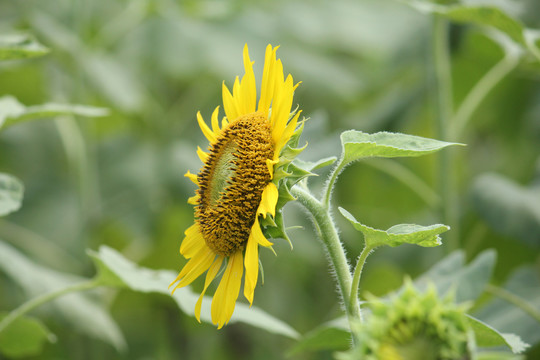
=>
[170,44,302,328]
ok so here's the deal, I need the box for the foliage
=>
[0,0,539,359]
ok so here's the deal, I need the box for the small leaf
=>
[339,207,448,249]
[0,313,56,358]
[340,130,461,166]
[0,241,126,351]
[0,95,109,130]
[0,173,24,217]
[0,34,49,61]
[467,315,529,354]
[88,246,300,339]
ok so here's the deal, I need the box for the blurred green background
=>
[1,0,539,359]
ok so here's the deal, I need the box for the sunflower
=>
[170,44,302,328]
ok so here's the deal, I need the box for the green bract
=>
[338,280,472,360]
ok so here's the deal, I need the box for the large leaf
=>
[0,313,56,358]
[0,173,24,217]
[474,266,540,347]
[289,318,350,355]
[0,241,126,351]
[471,173,540,247]
[89,246,300,339]
[339,130,461,167]
[0,34,49,61]
[414,249,496,303]
[0,95,109,130]
[339,207,448,248]
[467,316,529,354]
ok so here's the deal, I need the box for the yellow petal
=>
[241,44,256,114]
[271,75,294,145]
[187,194,199,205]
[251,215,273,248]
[221,116,229,129]
[171,246,215,290]
[184,170,198,185]
[180,223,205,258]
[210,106,221,134]
[195,256,224,323]
[274,111,301,160]
[197,146,208,163]
[257,44,277,115]
[222,82,239,122]
[258,182,278,218]
[243,226,259,305]
[232,76,242,114]
[211,251,244,329]
[266,158,278,179]
[197,111,217,144]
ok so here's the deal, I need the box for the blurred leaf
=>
[475,266,540,347]
[476,352,524,360]
[89,246,300,339]
[0,95,109,130]
[0,173,24,217]
[339,207,448,248]
[414,249,496,303]
[467,316,529,354]
[471,173,540,247]
[80,54,145,112]
[0,313,56,358]
[0,241,126,351]
[0,34,49,61]
[289,326,350,355]
[402,1,524,44]
[339,130,461,166]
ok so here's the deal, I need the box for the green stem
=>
[349,245,374,320]
[452,54,519,137]
[433,15,458,252]
[0,279,100,334]
[290,186,360,326]
[322,159,346,210]
[485,284,540,325]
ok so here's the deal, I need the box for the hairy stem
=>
[290,186,360,327]
[0,279,100,334]
[322,160,346,210]
[349,244,374,320]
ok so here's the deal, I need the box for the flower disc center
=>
[196,113,274,256]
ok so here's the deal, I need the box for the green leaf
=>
[289,327,350,355]
[0,173,24,217]
[293,156,338,172]
[0,241,126,351]
[475,266,540,347]
[467,315,529,354]
[340,130,461,166]
[88,246,300,339]
[0,96,109,130]
[414,249,497,303]
[471,173,540,247]
[0,313,56,358]
[0,34,49,61]
[339,207,448,248]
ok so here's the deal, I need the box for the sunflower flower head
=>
[170,44,306,328]
[338,279,473,360]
